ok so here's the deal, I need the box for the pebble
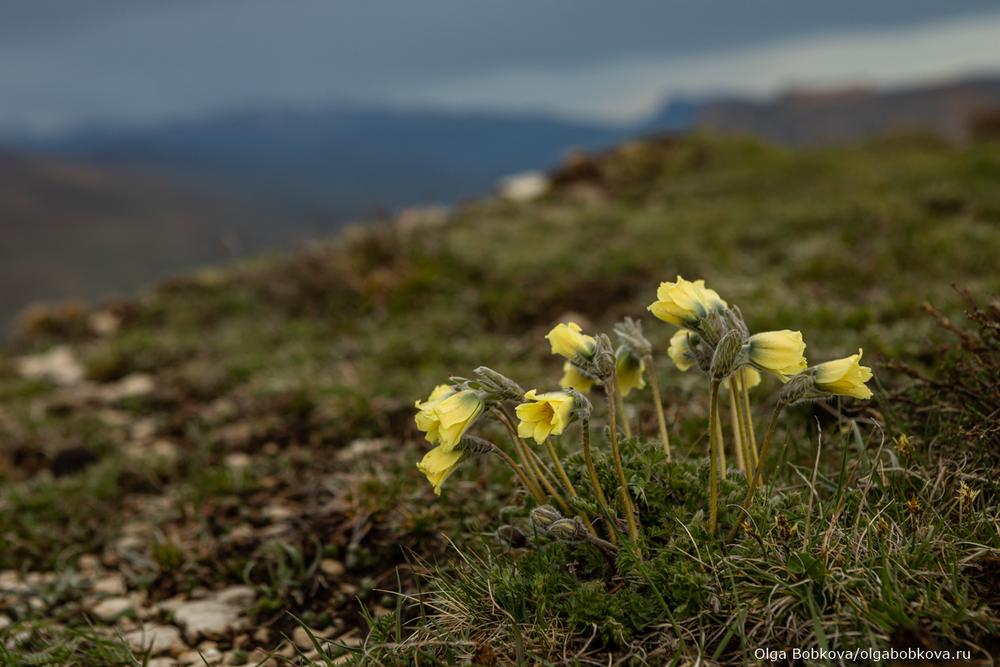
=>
[123,624,181,655]
[172,599,243,643]
[91,596,133,622]
[92,573,127,595]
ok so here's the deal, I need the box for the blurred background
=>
[3,0,1000,334]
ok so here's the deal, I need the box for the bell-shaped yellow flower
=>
[515,389,574,444]
[668,330,696,372]
[433,389,486,449]
[559,361,594,392]
[615,348,646,397]
[813,349,873,399]
[546,322,596,359]
[414,384,456,445]
[647,276,727,327]
[416,445,463,496]
[748,330,808,380]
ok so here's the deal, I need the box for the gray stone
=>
[172,600,242,642]
[123,624,181,655]
[91,596,133,622]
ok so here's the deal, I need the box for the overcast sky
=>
[2,0,1000,133]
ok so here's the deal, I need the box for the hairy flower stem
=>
[737,370,760,473]
[727,401,784,543]
[490,447,545,501]
[713,398,727,480]
[543,438,597,537]
[642,354,672,461]
[491,408,548,506]
[728,388,747,474]
[730,380,752,477]
[605,379,642,553]
[708,381,721,534]
[615,389,633,438]
[581,417,618,545]
[522,443,571,513]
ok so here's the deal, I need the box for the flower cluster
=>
[412,274,874,545]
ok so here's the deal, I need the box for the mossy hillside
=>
[0,135,997,663]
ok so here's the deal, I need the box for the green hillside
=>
[0,134,998,665]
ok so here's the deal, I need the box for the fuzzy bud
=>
[592,334,617,381]
[778,373,813,405]
[547,518,588,542]
[613,317,652,358]
[496,525,528,549]
[699,310,729,346]
[565,388,593,420]
[473,366,525,401]
[530,505,563,531]
[710,330,746,381]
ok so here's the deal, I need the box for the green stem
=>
[492,407,547,505]
[615,388,633,438]
[606,378,642,554]
[543,437,597,538]
[714,395,727,480]
[708,381,721,534]
[643,354,672,461]
[728,386,747,474]
[490,447,542,501]
[582,417,618,546]
[737,370,760,474]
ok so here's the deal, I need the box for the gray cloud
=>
[1,0,999,131]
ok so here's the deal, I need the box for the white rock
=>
[92,573,127,595]
[499,171,549,202]
[123,624,181,655]
[172,600,243,642]
[16,346,84,385]
[91,596,133,622]
[146,659,176,667]
[214,585,255,608]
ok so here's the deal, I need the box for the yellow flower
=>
[416,445,463,496]
[559,361,594,392]
[747,330,807,380]
[546,322,596,359]
[433,389,486,449]
[515,389,574,443]
[414,384,455,445]
[647,276,727,327]
[668,330,696,372]
[812,348,873,399]
[615,348,646,397]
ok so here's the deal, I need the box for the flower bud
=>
[710,330,745,381]
[592,334,617,381]
[530,505,563,531]
[613,317,652,358]
[778,373,813,405]
[496,525,528,549]
[473,366,525,401]
[547,518,588,542]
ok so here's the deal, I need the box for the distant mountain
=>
[18,106,627,216]
[687,77,1000,145]
[0,151,307,331]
